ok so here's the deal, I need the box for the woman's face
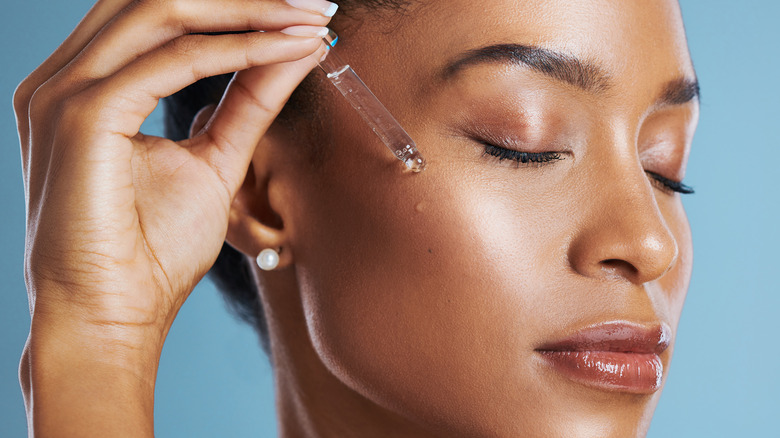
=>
[262,0,697,435]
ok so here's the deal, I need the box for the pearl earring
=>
[256,248,280,271]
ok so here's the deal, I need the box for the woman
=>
[14,0,698,436]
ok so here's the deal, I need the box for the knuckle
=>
[18,63,96,120]
[27,82,56,122]
[241,32,257,64]
[233,78,278,117]
[13,76,37,117]
[168,34,203,58]
[28,74,99,128]
[12,82,29,116]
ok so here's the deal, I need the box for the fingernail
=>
[285,0,339,17]
[318,30,339,62]
[324,28,339,48]
[280,25,330,37]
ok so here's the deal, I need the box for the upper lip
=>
[535,321,671,355]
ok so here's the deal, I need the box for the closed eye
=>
[480,142,564,168]
[646,171,695,195]
[479,141,692,195]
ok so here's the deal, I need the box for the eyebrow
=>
[441,44,699,105]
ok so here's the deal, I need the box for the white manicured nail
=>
[285,0,339,17]
[280,25,330,37]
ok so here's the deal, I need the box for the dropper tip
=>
[405,156,426,173]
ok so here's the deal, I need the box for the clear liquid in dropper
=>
[320,32,426,173]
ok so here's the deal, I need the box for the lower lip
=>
[538,351,664,394]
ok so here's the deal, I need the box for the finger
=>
[15,0,132,108]
[17,0,332,179]
[64,0,333,81]
[193,38,328,197]
[15,0,133,161]
[74,31,325,140]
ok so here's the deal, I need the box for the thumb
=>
[193,42,328,198]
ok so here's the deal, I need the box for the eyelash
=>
[646,171,695,195]
[480,142,564,167]
[480,142,695,195]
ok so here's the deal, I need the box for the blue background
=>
[1,1,777,436]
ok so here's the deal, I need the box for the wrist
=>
[28,310,165,383]
[26,276,174,361]
[24,315,162,437]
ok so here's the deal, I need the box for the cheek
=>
[290,161,564,431]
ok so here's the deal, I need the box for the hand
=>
[13,0,334,434]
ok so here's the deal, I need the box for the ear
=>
[224,153,294,270]
[189,107,294,269]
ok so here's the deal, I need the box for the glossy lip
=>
[535,321,672,394]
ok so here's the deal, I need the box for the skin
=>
[15,0,697,437]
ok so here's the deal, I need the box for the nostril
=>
[600,259,639,280]
[566,206,680,284]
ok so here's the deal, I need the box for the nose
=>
[567,164,679,285]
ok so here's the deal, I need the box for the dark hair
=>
[163,1,410,356]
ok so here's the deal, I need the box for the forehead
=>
[343,0,695,95]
